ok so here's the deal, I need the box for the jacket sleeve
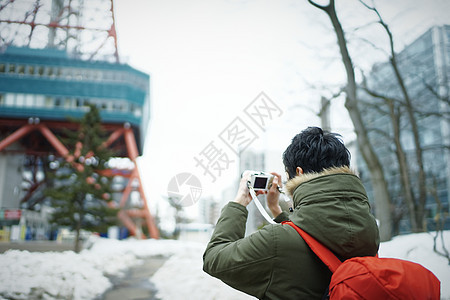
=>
[273,211,290,223]
[203,202,277,298]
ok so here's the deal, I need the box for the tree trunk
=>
[390,56,427,231]
[308,0,393,241]
[360,0,427,232]
[74,220,81,253]
[388,101,418,231]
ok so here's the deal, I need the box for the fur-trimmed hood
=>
[284,165,379,260]
[285,166,357,198]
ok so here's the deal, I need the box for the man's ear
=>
[296,167,303,176]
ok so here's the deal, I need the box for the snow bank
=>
[0,231,449,300]
[0,237,201,300]
[0,249,117,300]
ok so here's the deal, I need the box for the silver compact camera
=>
[244,170,274,192]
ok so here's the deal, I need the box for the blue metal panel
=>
[2,47,149,76]
[4,47,68,59]
[0,107,141,127]
[0,76,146,103]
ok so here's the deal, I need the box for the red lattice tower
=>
[0,0,119,62]
[0,0,159,239]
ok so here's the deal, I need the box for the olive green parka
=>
[203,166,380,299]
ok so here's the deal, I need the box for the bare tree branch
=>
[308,0,393,240]
[360,0,428,232]
[429,175,450,264]
[359,85,403,105]
[307,0,331,11]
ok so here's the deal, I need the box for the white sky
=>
[113,0,450,218]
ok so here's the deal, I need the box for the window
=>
[45,96,53,107]
[16,94,25,106]
[106,101,113,111]
[37,66,44,76]
[47,67,54,77]
[24,94,34,107]
[117,71,125,82]
[35,95,45,107]
[28,65,35,75]
[64,98,72,108]
[112,102,122,111]
[5,93,15,106]
[134,107,142,117]
[17,65,25,75]
[0,64,5,73]
[8,64,15,73]
[81,69,90,81]
[74,69,82,80]
[63,68,72,80]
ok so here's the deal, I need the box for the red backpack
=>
[283,221,441,299]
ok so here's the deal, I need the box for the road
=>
[102,255,167,300]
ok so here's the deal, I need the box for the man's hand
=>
[233,171,283,215]
[267,172,282,218]
[233,172,253,207]
[233,171,268,207]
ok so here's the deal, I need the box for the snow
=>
[0,231,449,300]
[151,243,252,300]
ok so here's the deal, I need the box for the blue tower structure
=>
[0,46,149,155]
[0,46,159,239]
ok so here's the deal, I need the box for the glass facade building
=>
[358,25,450,233]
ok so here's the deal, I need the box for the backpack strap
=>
[283,221,342,273]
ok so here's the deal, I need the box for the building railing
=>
[0,62,149,92]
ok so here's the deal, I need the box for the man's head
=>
[283,127,350,179]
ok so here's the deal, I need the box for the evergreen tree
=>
[45,104,118,252]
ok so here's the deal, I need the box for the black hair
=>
[282,127,350,179]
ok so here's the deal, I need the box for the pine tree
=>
[45,104,118,252]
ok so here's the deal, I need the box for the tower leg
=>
[0,122,160,239]
[123,128,159,239]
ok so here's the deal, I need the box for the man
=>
[203,127,380,299]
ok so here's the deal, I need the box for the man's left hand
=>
[267,172,282,217]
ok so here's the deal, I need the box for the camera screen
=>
[254,177,268,189]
